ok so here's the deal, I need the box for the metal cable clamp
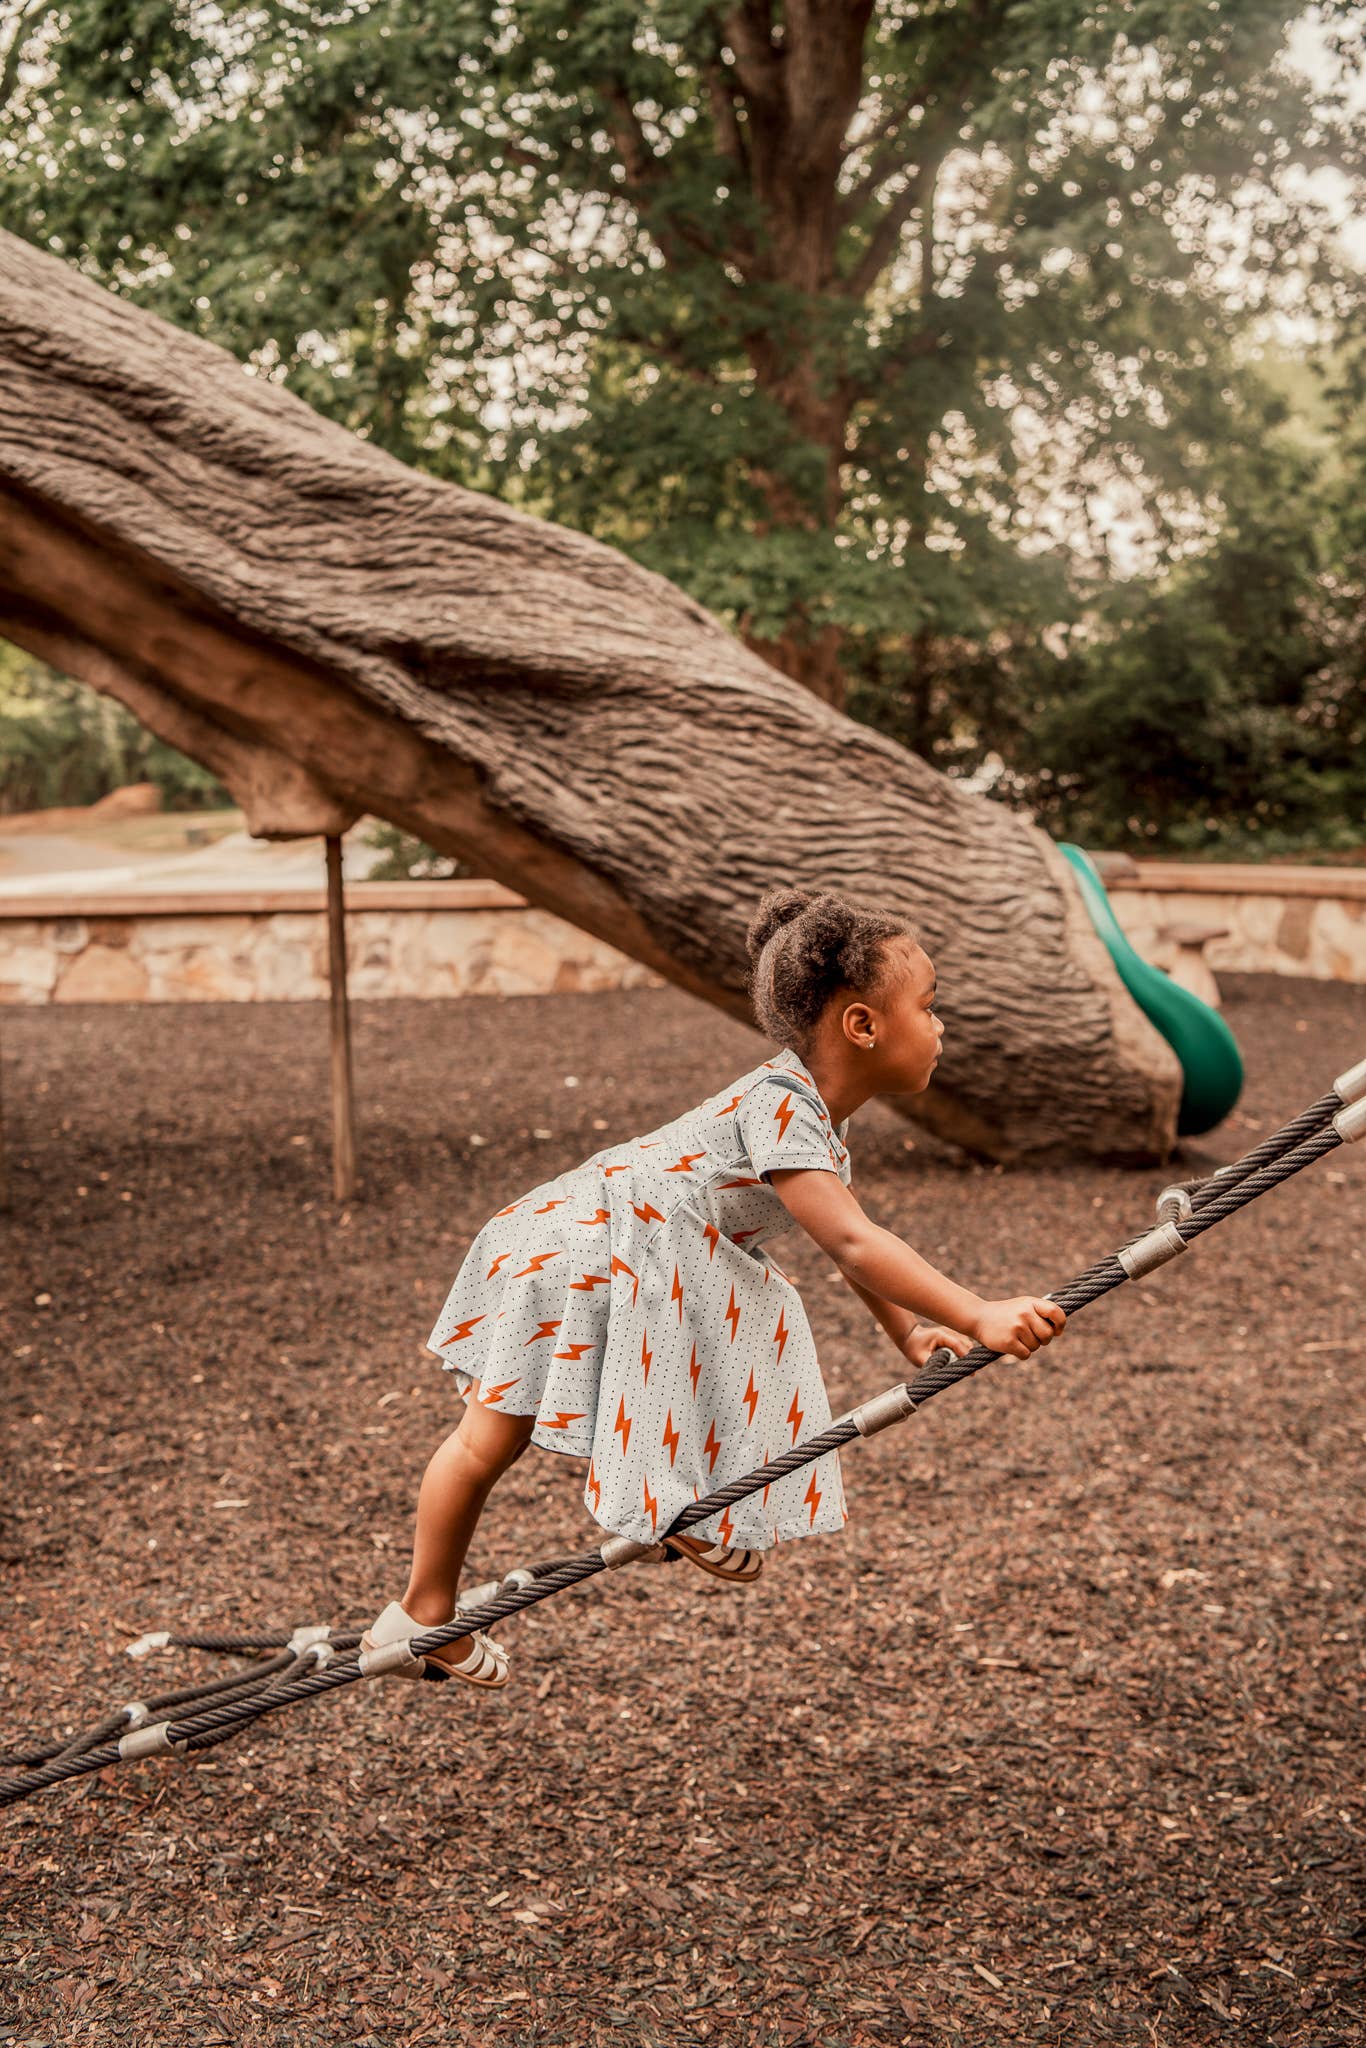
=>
[599,1536,668,1569]
[356,1638,426,1678]
[288,1623,332,1655]
[1334,1054,1366,1105]
[1116,1219,1189,1278]
[124,1630,172,1660]
[1332,1097,1366,1145]
[847,1385,918,1437]
[118,1721,188,1760]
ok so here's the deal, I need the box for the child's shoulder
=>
[719,1051,849,1149]
[692,1049,820,1120]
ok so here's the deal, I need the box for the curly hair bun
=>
[745,886,812,966]
[744,883,920,1054]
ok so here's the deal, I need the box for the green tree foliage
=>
[361,819,476,878]
[969,376,1366,857]
[1,1,1362,846]
[0,646,229,813]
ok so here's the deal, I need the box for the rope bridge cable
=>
[4,1058,1363,1812]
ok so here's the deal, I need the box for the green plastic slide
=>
[1058,842,1244,1136]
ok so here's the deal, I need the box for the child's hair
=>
[745,885,922,1051]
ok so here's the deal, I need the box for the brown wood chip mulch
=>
[2,973,1363,2046]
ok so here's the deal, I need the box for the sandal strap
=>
[451,1629,508,1681]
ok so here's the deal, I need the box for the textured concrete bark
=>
[0,229,1182,1163]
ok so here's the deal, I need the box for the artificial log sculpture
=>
[0,229,1181,1163]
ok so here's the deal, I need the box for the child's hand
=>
[971,1296,1066,1361]
[899,1323,974,1371]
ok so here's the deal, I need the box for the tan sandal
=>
[661,1533,764,1583]
[358,1598,510,1688]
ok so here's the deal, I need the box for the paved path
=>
[0,822,385,896]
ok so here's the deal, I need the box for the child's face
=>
[877,941,943,1093]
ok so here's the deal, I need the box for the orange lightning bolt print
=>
[670,1265,684,1321]
[703,1223,720,1260]
[662,1410,680,1466]
[486,1252,513,1280]
[569,1271,609,1292]
[773,1309,789,1366]
[717,1505,735,1547]
[641,1328,653,1385]
[610,1254,640,1306]
[440,1315,485,1346]
[770,1057,814,1087]
[725,1286,741,1343]
[643,1476,658,1535]
[689,1343,701,1398]
[480,1378,521,1407]
[703,1420,722,1473]
[525,1319,562,1345]
[614,1397,632,1456]
[804,1469,822,1526]
[576,1208,611,1225]
[587,1460,601,1512]
[772,1092,795,1141]
[553,1339,596,1361]
[664,1151,705,1174]
[742,1370,759,1426]
[512,1251,562,1277]
[787,1388,805,1443]
[533,1198,566,1215]
[713,1093,745,1118]
[541,1411,586,1431]
[632,1201,665,1225]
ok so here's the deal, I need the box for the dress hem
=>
[435,1353,848,1552]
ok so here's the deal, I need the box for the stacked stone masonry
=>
[0,890,664,1004]
[0,868,1362,1005]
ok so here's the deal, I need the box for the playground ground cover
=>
[1,971,1363,2047]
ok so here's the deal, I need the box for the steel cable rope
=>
[3,1058,1362,1812]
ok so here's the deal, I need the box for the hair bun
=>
[746,887,812,966]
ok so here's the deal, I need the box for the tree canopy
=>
[2,0,1363,848]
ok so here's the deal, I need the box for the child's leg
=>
[400,1387,536,1670]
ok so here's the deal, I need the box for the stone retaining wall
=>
[0,864,1362,1005]
[1105,862,1366,985]
[0,881,664,1004]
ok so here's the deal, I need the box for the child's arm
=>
[843,1179,962,1351]
[769,1167,1065,1358]
[837,1179,946,1349]
[842,1268,921,1350]
[843,1271,975,1370]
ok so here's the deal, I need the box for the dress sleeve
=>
[735,1079,843,1181]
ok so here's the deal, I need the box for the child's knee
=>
[453,1404,535,1478]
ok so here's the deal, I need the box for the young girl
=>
[362,886,1066,1686]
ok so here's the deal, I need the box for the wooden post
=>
[324,833,358,1204]
[0,1011,7,1213]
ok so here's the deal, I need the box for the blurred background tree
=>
[0,643,230,815]
[1,0,1362,855]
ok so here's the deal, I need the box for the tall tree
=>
[2,0,1361,707]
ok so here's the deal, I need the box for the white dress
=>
[426,1047,852,1551]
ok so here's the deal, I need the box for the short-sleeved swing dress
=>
[425,1047,852,1552]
